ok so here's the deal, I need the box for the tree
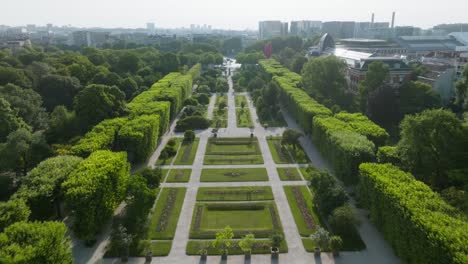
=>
[119,77,138,100]
[310,227,330,250]
[270,233,283,251]
[0,98,25,142]
[117,52,140,73]
[46,106,77,143]
[0,199,30,232]
[14,155,83,219]
[0,83,48,130]
[239,234,255,255]
[196,93,210,105]
[134,167,161,189]
[281,129,302,150]
[358,61,390,113]
[0,128,52,176]
[366,84,400,130]
[399,81,441,116]
[328,204,359,236]
[291,55,308,74]
[184,130,195,142]
[74,84,127,131]
[0,65,32,88]
[397,109,465,189]
[184,98,198,106]
[37,74,82,110]
[0,221,73,264]
[160,53,180,73]
[212,226,234,255]
[330,235,343,255]
[455,65,468,111]
[309,170,348,215]
[302,56,351,109]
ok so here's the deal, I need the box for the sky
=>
[2,0,467,30]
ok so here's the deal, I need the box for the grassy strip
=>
[186,239,288,255]
[173,138,199,165]
[165,169,192,183]
[200,168,269,182]
[147,187,186,240]
[149,241,172,256]
[277,167,302,181]
[215,94,228,107]
[302,238,318,252]
[190,202,283,239]
[267,138,293,164]
[236,108,254,127]
[235,95,248,107]
[197,187,274,201]
[283,186,321,236]
[155,138,181,166]
[203,155,264,165]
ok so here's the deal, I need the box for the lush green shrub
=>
[134,167,162,188]
[376,146,400,165]
[14,155,83,220]
[116,115,160,163]
[63,150,130,241]
[0,199,30,232]
[359,163,468,264]
[309,170,348,215]
[176,116,210,132]
[184,130,195,142]
[0,221,73,264]
[128,101,170,135]
[334,112,389,146]
[71,117,127,157]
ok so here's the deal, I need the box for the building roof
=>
[396,35,465,52]
[449,32,468,46]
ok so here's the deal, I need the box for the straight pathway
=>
[206,94,216,119]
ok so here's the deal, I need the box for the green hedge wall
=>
[128,101,170,135]
[116,115,160,163]
[334,112,389,146]
[187,63,202,79]
[376,146,400,165]
[62,150,130,241]
[313,116,375,184]
[70,117,127,157]
[359,163,468,264]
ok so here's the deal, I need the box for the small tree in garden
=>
[241,101,246,109]
[184,130,195,142]
[239,234,255,255]
[111,224,132,262]
[270,232,283,251]
[218,101,227,111]
[310,227,330,250]
[330,235,343,255]
[281,129,302,150]
[328,204,359,236]
[213,226,234,256]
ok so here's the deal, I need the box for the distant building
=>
[337,38,407,56]
[72,31,110,47]
[146,23,156,35]
[290,20,321,37]
[396,35,466,57]
[394,26,421,37]
[322,21,356,39]
[258,21,288,39]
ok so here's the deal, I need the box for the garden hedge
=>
[128,101,170,135]
[313,116,375,184]
[62,150,130,240]
[376,146,400,165]
[334,112,389,146]
[116,115,160,163]
[71,117,127,157]
[359,163,468,264]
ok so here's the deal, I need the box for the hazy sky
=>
[2,0,467,30]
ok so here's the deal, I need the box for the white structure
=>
[146,22,156,35]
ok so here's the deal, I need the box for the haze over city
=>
[2,0,468,29]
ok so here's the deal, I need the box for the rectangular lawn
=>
[197,186,274,201]
[165,169,191,183]
[235,95,248,107]
[204,137,263,165]
[283,185,321,237]
[277,167,303,181]
[267,137,309,164]
[173,138,199,165]
[200,168,268,182]
[236,108,253,127]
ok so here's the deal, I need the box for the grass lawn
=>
[212,109,228,128]
[267,137,309,164]
[302,238,318,252]
[155,138,181,166]
[186,239,288,255]
[200,168,268,182]
[283,186,321,237]
[164,169,192,183]
[204,137,263,165]
[173,138,199,165]
[236,108,253,127]
[149,241,172,256]
[235,95,248,107]
[277,167,303,181]
[147,187,186,240]
[197,187,274,201]
[190,202,283,239]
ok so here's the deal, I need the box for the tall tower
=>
[371,13,375,29]
[391,12,396,29]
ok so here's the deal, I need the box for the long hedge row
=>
[259,59,386,184]
[359,163,468,264]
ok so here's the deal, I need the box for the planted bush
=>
[176,116,210,132]
[359,163,468,264]
[334,112,388,146]
[376,146,400,165]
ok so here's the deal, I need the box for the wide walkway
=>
[99,61,400,264]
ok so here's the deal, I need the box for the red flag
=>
[263,42,272,58]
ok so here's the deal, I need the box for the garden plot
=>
[197,186,274,201]
[267,137,309,164]
[204,137,264,165]
[200,168,268,182]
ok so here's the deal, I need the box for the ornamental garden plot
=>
[204,137,264,165]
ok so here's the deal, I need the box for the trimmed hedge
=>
[116,115,160,163]
[376,146,400,165]
[334,112,389,146]
[187,63,202,79]
[359,163,468,264]
[128,101,170,135]
[313,116,375,184]
[71,117,127,157]
[62,150,130,240]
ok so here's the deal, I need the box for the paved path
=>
[98,60,400,264]
[206,94,216,119]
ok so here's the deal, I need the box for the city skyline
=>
[2,0,468,30]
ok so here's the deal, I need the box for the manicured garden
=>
[155,138,181,165]
[200,168,269,182]
[212,94,228,128]
[267,137,309,164]
[197,187,274,201]
[163,169,191,183]
[189,201,283,239]
[236,108,254,127]
[173,138,199,165]
[277,167,303,181]
[204,137,264,165]
[186,239,288,255]
[235,95,248,107]
[147,187,187,240]
[283,185,321,237]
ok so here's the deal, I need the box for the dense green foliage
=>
[0,221,73,264]
[359,163,468,264]
[62,150,130,240]
[117,115,159,163]
[0,199,30,232]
